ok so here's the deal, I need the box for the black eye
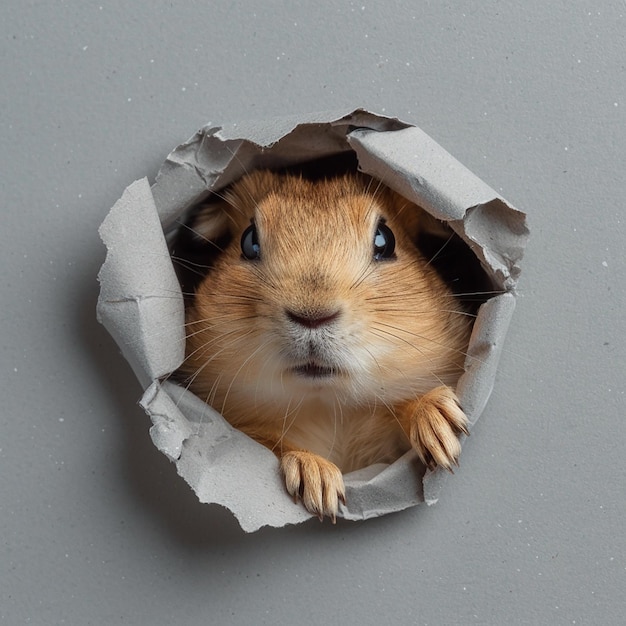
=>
[241,223,260,260]
[373,220,396,260]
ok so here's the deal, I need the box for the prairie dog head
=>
[177,170,472,411]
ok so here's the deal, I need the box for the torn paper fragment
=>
[97,109,529,532]
[97,178,185,389]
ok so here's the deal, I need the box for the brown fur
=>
[178,171,472,521]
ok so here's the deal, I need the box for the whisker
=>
[170,255,216,271]
[425,232,455,268]
[439,309,478,319]
[328,395,342,460]
[219,337,273,416]
[275,395,306,455]
[451,290,507,297]
[373,320,469,359]
[173,219,222,249]
[369,324,451,387]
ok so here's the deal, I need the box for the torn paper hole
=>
[97,109,529,532]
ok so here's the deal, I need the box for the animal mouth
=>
[290,362,339,379]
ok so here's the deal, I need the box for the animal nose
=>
[286,308,341,329]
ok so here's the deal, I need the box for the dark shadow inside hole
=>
[416,229,495,315]
[274,150,360,180]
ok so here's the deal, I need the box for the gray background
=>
[2,1,624,624]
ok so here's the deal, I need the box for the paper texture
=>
[97,109,529,532]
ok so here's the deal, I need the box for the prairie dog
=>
[176,170,474,522]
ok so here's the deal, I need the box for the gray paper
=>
[97,109,529,532]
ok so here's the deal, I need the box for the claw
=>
[408,386,469,471]
[280,451,345,522]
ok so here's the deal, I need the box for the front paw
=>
[280,451,346,523]
[406,386,469,471]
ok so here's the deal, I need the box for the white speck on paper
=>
[602,261,608,267]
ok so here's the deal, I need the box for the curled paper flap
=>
[97,109,529,531]
[97,178,185,389]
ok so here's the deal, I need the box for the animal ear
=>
[187,200,232,244]
[170,197,234,296]
[414,209,455,240]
